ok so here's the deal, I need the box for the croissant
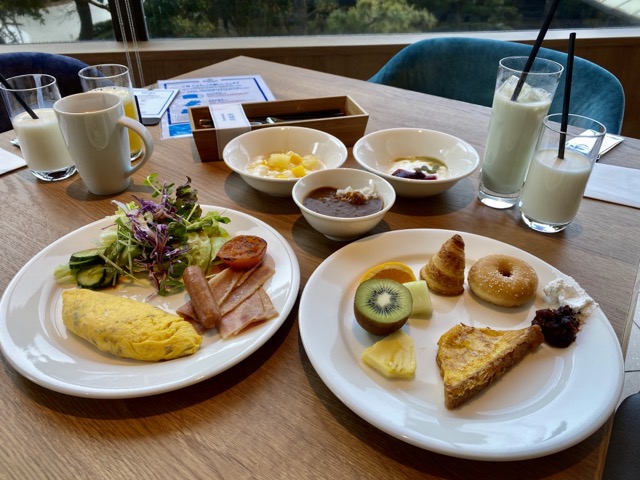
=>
[420,234,465,295]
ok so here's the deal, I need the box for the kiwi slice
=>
[354,278,412,336]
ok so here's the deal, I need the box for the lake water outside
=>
[15,1,111,43]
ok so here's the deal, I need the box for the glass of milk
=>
[478,56,564,209]
[78,64,144,161]
[0,74,76,182]
[519,114,606,233]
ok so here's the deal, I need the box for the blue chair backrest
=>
[369,37,625,134]
[0,52,89,132]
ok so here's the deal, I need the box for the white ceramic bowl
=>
[353,128,480,197]
[292,168,396,241]
[223,126,348,197]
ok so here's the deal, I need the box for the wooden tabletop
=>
[1,56,638,479]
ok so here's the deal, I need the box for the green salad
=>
[54,174,230,296]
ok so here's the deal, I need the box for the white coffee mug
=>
[53,92,154,195]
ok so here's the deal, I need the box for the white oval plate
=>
[0,206,300,399]
[299,229,623,461]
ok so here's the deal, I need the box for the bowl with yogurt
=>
[353,128,480,197]
[222,126,348,196]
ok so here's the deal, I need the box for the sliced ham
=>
[219,287,279,339]
[209,263,261,305]
[207,267,238,305]
[176,263,264,320]
[220,264,275,315]
[176,263,278,338]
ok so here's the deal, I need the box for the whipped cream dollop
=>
[543,277,598,322]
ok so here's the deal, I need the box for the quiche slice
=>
[436,323,544,409]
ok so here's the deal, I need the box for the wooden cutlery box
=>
[189,96,368,162]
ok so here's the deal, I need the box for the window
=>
[2,0,639,45]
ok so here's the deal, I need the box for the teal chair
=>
[0,52,89,132]
[369,37,625,134]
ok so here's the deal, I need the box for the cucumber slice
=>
[99,267,117,288]
[76,265,106,289]
[69,248,105,270]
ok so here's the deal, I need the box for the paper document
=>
[566,131,624,160]
[157,75,275,139]
[134,88,179,126]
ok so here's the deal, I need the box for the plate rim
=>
[0,206,300,399]
[299,228,624,461]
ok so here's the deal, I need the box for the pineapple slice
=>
[290,164,307,178]
[302,154,319,170]
[362,330,416,379]
[288,151,303,165]
[267,153,291,171]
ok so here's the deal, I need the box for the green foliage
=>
[0,0,46,44]
[324,0,436,33]
[144,0,307,38]
[144,0,438,38]
[2,0,637,43]
[144,0,214,38]
[408,0,521,31]
[0,0,46,16]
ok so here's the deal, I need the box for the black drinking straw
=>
[0,73,39,120]
[511,0,562,102]
[558,32,577,159]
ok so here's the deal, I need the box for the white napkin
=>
[584,163,640,209]
[0,146,26,175]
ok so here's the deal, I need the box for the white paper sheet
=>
[0,146,26,175]
[584,163,640,209]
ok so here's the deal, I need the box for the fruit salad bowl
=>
[292,167,395,241]
[222,126,348,197]
[353,128,480,198]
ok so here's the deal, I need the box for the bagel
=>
[467,254,538,307]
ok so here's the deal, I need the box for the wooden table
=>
[1,56,638,479]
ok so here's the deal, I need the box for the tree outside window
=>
[1,0,638,44]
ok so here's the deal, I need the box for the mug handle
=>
[118,116,154,175]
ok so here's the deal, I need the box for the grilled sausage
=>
[183,265,221,328]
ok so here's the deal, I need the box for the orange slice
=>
[360,261,416,284]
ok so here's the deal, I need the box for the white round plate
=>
[0,206,300,399]
[299,229,623,461]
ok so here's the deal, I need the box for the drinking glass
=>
[478,56,564,209]
[519,113,606,233]
[78,64,144,160]
[0,74,76,181]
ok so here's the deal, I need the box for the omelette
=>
[62,289,202,361]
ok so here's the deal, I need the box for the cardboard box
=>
[189,96,368,162]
